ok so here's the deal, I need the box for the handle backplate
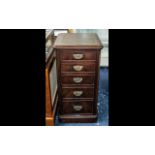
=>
[73,53,84,60]
[73,91,83,97]
[73,105,83,111]
[73,77,83,83]
[73,65,84,71]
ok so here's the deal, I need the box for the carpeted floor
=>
[55,67,109,126]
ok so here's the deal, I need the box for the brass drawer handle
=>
[73,65,84,71]
[73,105,83,111]
[73,54,84,60]
[73,91,83,97]
[73,77,83,83]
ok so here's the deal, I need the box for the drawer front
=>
[62,87,94,99]
[62,100,93,114]
[60,50,96,61]
[61,75,95,85]
[61,62,96,73]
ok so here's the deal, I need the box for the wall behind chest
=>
[74,29,109,67]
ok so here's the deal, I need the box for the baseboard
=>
[100,66,109,69]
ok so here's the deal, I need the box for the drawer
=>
[60,50,96,61]
[62,87,94,99]
[61,62,96,73]
[61,74,95,85]
[62,100,93,114]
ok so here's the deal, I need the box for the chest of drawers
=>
[53,33,103,123]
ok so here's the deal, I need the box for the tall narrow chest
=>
[53,33,103,123]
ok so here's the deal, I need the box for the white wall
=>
[96,29,108,67]
[75,29,109,67]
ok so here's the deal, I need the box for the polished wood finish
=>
[61,74,95,85]
[54,33,103,49]
[61,62,96,73]
[45,68,54,126]
[62,87,94,99]
[60,50,97,61]
[46,29,58,126]
[53,33,103,123]
[61,100,93,114]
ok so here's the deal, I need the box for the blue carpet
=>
[55,67,109,126]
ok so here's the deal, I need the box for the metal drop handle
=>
[73,77,83,83]
[73,91,83,97]
[73,65,84,71]
[73,53,84,60]
[73,105,83,111]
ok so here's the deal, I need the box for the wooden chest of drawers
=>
[53,33,103,123]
